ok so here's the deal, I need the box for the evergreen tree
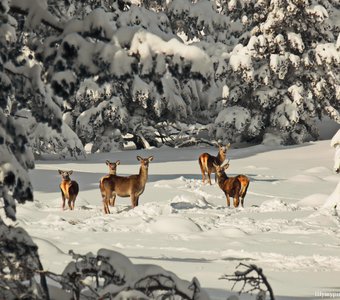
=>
[215,0,340,144]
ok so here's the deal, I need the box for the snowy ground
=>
[11,140,340,299]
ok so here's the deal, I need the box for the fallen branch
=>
[220,263,275,300]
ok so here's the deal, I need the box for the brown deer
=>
[58,170,79,210]
[100,156,153,214]
[100,160,120,206]
[198,143,230,184]
[213,161,250,207]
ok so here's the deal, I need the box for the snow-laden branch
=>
[0,219,49,299]
[42,248,211,299]
[9,0,63,32]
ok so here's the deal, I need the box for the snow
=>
[322,181,340,208]
[6,139,339,299]
[287,32,304,53]
[229,44,252,73]
[331,129,340,173]
[11,0,61,30]
[129,30,213,77]
[306,5,329,22]
[331,129,340,148]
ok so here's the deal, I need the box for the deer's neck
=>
[139,167,148,184]
[216,173,226,188]
[216,152,225,164]
[109,170,116,175]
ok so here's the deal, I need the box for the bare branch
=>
[220,263,275,300]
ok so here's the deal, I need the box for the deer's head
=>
[137,156,154,169]
[106,160,120,174]
[213,160,230,177]
[218,143,231,157]
[58,170,73,181]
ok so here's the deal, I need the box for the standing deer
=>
[100,156,153,214]
[213,161,250,207]
[58,170,79,210]
[99,160,120,206]
[198,143,230,184]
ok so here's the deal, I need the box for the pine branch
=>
[9,4,63,33]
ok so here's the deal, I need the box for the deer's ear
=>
[116,160,120,165]
[223,164,229,170]
[58,169,63,174]
[148,156,154,162]
[69,170,73,175]
[226,143,231,149]
[106,160,110,165]
[137,156,142,161]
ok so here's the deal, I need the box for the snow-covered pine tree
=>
[39,2,216,150]
[3,0,84,157]
[0,1,55,298]
[5,0,339,152]
[214,0,340,144]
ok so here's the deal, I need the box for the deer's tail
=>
[199,154,208,174]
[99,178,106,200]
[239,179,250,198]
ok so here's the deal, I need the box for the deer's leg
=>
[68,199,72,210]
[72,195,76,210]
[234,194,240,208]
[104,197,110,214]
[225,193,230,207]
[199,159,205,183]
[131,194,137,208]
[240,182,249,208]
[109,192,116,206]
[103,199,107,214]
[61,191,66,210]
[234,187,241,207]
[102,192,110,214]
[100,189,107,213]
[207,171,212,185]
[69,196,75,210]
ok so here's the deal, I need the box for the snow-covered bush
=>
[46,249,210,299]
[0,219,48,299]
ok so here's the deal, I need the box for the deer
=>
[99,160,120,206]
[58,170,79,210]
[198,143,230,185]
[100,156,153,214]
[213,161,250,208]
